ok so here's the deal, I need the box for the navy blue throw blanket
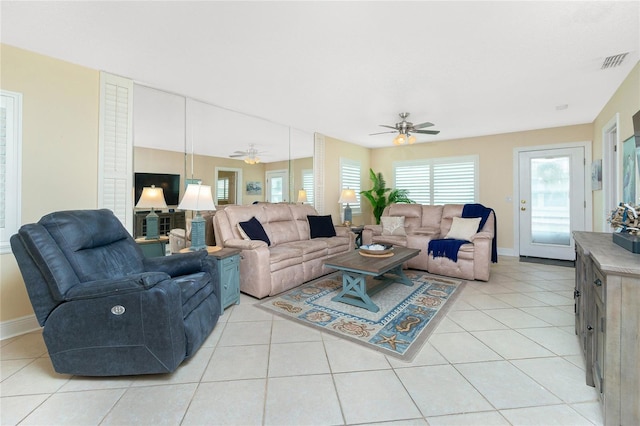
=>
[428,204,498,263]
[428,239,468,262]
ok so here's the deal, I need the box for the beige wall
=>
[0,44,100,322]
[592,61,640,230]
[369,124,593,253]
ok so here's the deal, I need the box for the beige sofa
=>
[362,204,496,281]
[213,203,355,298]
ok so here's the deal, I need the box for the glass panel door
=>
[519,147,585,260]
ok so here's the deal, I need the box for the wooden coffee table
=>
[324,247,420,312]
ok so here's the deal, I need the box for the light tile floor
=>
[1,256,604,425]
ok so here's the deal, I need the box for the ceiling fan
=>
[370,112,440,145]
[230,144,266,164]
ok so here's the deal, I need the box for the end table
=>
[135,236,169,258]
[179,246,240,314]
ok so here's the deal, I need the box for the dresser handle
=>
[594,278,602,287]
[587,325,594,331]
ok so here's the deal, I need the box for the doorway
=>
[517,145,587,261]
[215,167,242,205]
[266,169,289,203]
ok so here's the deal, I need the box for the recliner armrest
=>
[65,272,170,301]
[223,239,268,249]
[144,250,209,277]
[470,231,493,241]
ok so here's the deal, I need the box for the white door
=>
[266,170,289,203]
[518,147,586,260]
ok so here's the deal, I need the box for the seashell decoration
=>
[608,203,640,235]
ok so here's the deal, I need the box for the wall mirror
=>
[133,85,314,206]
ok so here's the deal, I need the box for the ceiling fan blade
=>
[412,121,434,129]
[379,124,398,130]
[413,129,440,135]
[229,154,244,157]
[369,131,397,136]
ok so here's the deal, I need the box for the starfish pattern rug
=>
[257,270,465,361]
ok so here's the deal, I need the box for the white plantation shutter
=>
[395,162,430,205]
[0,91,22,253]
[302,168,314,206]
[340,158,361,213]
[98,72,133,231]
[394,155,478,205]
[433,157,477,204]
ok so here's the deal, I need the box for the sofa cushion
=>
[381,216,406,236]
[445,217,481,240]
[307,215,336,238]
[237,224,250,240]
[239,217,271,246]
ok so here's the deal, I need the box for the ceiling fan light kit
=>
[372,112,440,146]
[230,143,264,164]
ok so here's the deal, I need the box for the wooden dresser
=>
[573,232,640,425]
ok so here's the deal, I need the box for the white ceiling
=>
[2,1,639,161]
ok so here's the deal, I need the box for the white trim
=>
[602,114,619,231]
[0,315,40,340]
[314,133,325,214]
[0,90,22,254]
[215,167,243,205]
[513,141,592,257]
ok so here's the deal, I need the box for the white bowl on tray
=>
[359,244,394,255]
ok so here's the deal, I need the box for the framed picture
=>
[246,181,262,195]
[623,136,636,203]
[591,159,602,191]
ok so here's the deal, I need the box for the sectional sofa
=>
[362,203,496,281]
[213,203,355,298]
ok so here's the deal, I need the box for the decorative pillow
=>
[445,217,482,240]
[307,215,337,238]
[238,216,271,246]
[381,216,406,236]
[237,223,250,240]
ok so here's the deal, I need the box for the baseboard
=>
[497,247,517,257]
[0,314,40,340]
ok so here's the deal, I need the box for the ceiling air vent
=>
[601,53,628,69]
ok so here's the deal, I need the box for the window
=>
[0,90,22,254]
[217,177,229,202]
[340,158,361,213]
[394,155,478,205]
[302,168,314,206]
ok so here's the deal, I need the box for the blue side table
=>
[179,246,241,314]
[210,247,241,314]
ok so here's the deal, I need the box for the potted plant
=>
[360,168,415,224]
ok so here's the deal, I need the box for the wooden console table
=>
[573,232,640,425]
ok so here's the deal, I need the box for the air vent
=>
[601,53,628,69]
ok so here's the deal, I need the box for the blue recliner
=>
[10,209,221,376]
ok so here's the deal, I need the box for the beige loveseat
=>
[362,204,496,281]
[213,203,355,298]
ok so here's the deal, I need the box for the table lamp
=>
[297,189,308,204]
[178,183,216,251]
[339,188,357,226]
[135,185,168,239]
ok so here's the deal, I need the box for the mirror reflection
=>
[132,85,314,207]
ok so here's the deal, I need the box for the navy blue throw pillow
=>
[239,216,271,246]
[308,215,336,238]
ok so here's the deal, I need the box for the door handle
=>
[521,207,526,211]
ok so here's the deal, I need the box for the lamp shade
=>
[178,184,216,212]
[297,189,308,203]
[338,188,357,204]
[135,185,168,209]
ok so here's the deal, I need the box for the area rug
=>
[257,271,465,361]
